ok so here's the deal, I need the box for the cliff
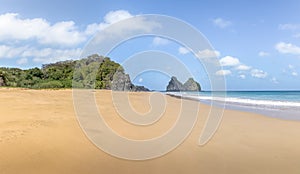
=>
[111,70,149,91]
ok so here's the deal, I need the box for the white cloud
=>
[87,10,160,44]
[270,77,279,84]
[251,69,268,79]
[0,44,81,64]
[0,13,85,46]
[275,42,300,55]
[236,64,251,71]
[85,10,133,35]
[0,10,140,47]
[138,78,143,82]
[196,49,220,59]
[219,56,240,66]
[152,37,169,46]
[258,51,270,57]
[104,10,133,24]
[285,65,298,76]
[0,13,46,40]
[216,70,231,76]
[17,58,28,65]
[239,74,246,79]
[288,64,294,69]
[213,18,232,28]
[0,45,27,58]
[279,24,300,30]
[292,72,298,76]
[26,48,82,64]
[38,21,86,46]
[0,10,164,66]
[178,46,190,55]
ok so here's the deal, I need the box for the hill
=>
[0,54,149,91]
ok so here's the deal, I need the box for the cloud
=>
[138,78,143,82]
[0,10,163,66]
[152,37,169,46]
[239,74,246,79]
[251,69,268,79]
[0,10,140,47]
[196,49,220,59]
[87,10,160,44]
[0,13,86,46]
[279,24,300,30]
[213,18,232,28]
[215,70,231,76]
[292,72,298,76]
[258,51,270,57]
[270,77,279,84]
[17,58,28,65]
[236,64,251,71]
[26,48,82,64]
[0,44,81,64]
[218,55,270,80]
[288,65,298,76]
[0,45,27,58]
[38,21,86,46]
[288,64,294,69]
[178,46,190,55]
[104,10,133,24]
[219,56,240,66]
[85,10,133,35]
[284,64,298,77]
[275,42,300,55]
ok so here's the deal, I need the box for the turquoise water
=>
[166,91,300,120]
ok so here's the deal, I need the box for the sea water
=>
[166,91,300,120]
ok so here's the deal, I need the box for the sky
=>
[0,0,300,90]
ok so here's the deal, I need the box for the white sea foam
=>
[167,92,300,109]
[167,91,300,120]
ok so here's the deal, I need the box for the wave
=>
[167,92,300,110]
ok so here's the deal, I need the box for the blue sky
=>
[0,0,300,90]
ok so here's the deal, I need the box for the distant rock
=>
[166,76,201,91]
[166,77,184,91]
[132,85,150,92]
[111,70,149,92]
[183,78,201,91]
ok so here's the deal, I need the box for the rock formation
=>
[166,76,201,91]
[183,78,201,91]
[0,76,5,87]
[112,70,149,92]
[166,77,184,91]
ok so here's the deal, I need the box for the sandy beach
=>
[1,88,300,174]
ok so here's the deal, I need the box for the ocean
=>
[166,91,300,120]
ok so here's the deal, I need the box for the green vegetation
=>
[0,54,122,89]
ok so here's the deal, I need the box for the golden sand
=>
[1,89,300,173]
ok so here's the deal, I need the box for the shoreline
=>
[1,89,300,173]
[166,92,300,121]
[2,87,299,120]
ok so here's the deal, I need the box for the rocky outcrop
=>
[166,77,184,91]
[166,76,201,91]
[111,70,149,91]
[183,78,201,91]
[0,76,5,87]
[132,85,150,92]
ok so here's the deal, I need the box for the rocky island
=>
[166,76,201,91]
